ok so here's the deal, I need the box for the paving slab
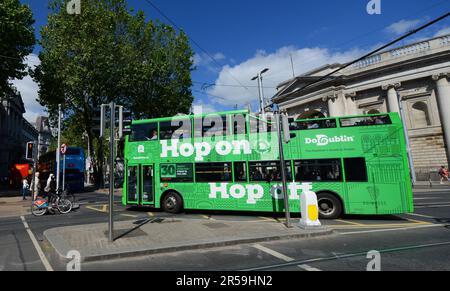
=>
[44,217,332,263]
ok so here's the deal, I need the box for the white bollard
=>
[299,187,321,228]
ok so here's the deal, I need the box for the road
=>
[0,189,449,271]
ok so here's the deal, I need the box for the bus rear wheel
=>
[162,192,183,214]
[317,193,343,219]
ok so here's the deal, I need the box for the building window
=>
[411,101,431,128]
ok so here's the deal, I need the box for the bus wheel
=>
[317,193,342,219]
[162,192,183,214]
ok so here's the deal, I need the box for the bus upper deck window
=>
[294,119,337,130]
[341,115,392,127]
[131,123,158,142]
[160,120,191,140]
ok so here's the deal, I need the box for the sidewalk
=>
[0,197,31,218]
[413,181,450,192]
[44,218,332,263]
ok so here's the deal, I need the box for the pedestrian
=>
[22,177,29,200]
[44,174,57,205]
[439,166,449,185]
[30,172,41,201]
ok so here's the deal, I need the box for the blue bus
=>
[38,147,85,192]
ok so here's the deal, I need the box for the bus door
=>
[126,164,155,205]
[140,165,154,205]
[126,165,139,205]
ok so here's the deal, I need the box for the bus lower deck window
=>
[195,162,232,182]
[344,158,368,182]
[294,159,342,182]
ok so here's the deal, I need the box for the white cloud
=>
[192,99,219,115]
[11,54,46,123]
[434,27,450,37]
[193,52,226,71]
[206,46,366,107]
[386,19,421,35]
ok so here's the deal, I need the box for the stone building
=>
[0,92,38,184]
[35,116,53,158]
[272,34,450,181]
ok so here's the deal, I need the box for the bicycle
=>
[31,191,73,216]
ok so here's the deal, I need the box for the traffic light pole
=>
[275,111,292,228]
[108,102,115,242]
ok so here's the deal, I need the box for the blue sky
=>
[15,0,450,121]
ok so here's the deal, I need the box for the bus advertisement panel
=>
[122,110,413,219]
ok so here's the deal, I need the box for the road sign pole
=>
[62,154,66,191]
[109,102,115,242]
[56,104,62,190]
[275,111,292,228]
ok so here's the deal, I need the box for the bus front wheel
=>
[162,192,183,214]
[317,193,343,219]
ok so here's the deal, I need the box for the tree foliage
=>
[33,0,195,186]
[0,0,35,96]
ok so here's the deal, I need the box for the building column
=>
[325,94,345,117]
[382,83,401,113]
[433,73,450,164]
[345,92,359,116]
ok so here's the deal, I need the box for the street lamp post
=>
[251,68,269,115]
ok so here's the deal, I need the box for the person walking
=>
[30,172,41,201]
[44,174,57,205]
[22,178,29,200]
[439,166,449,185]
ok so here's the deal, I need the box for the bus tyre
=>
[317,193,343,219]
[162,192,183,214]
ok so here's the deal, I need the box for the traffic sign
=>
[61,143,67,155]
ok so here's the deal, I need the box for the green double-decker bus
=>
[122,110,413,219]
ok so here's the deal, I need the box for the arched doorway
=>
[297,110,325,120]
[367,109,380,114]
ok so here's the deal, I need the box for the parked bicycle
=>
[31,189,73,216]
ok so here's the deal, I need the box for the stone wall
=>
[410,134,449,181]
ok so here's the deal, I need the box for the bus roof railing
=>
[295,112,398,123]
[133,109,250,125]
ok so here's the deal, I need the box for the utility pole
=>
[56,104,62,190]
[290,54,295,78]
[252,68,269,115]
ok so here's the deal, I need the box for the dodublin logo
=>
[67,0,81,15]
[366,0,381,15]
[305,135,354,147]
[252,140,272,155]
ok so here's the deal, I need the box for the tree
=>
[33,0,194,187]
[0,0,35,96]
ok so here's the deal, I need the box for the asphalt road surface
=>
[0,189,449,271]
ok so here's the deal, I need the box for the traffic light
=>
[26,142,34,160]
[118,106,133,138]
[281,114,297,144]
[92,105,107,137]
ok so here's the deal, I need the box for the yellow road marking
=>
[147,212,154,217]
[201,215,216,221]
[258,216,277,222]
[404,218,431,224]
[335,219,365,226]
[121,214,137,218]
[102,205,107,212]
[86,205,107,213]
[329,221,432,229]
